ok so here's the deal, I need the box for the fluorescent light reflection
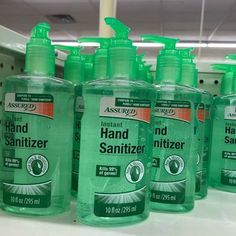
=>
[54,41,236,49]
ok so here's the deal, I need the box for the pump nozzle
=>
[179,48,195,59]
[25,22,55,76]
[141,35,179,49]
[31,22,51,39]
[141,35,181,84]
[104,17,136,79]
[55,45,83,56]
[105,17,130,39]
[55,45,84,83]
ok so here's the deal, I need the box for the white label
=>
[225,106,236,120]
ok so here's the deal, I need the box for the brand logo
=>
[104,107,137,117]
[125,161,144,183]
[26,154,49,177]
[155,107,176,116]
[7,102,36,111]
[164,155,185,175]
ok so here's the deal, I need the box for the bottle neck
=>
[179,64,196,87]
[108,47,136,80]
[156,55,181,84]
[94,56,108,80]
[25,45,55,77]
[64,61,84,84]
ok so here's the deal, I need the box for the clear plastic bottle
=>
[56,45,84,197]
[178,48,213,200]
[142,35,198,212]
[0,23,74,215]
[77,17,155,226]
[209,60,236,192]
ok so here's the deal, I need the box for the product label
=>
[221,169,236,186]
[96,165,120,177]
[100,97,151,123]
[5,93,54,119]
[3,181,51,208]
[94,186,145,217]
[79,95,152,218]
[155,100,191,122]
[150,180,186,204]
[198,103,205,122]
[151,100,192,205]
[222,151,236,159]
[225,106,236,120]
[1,93,54,208]
[210,103,236,188]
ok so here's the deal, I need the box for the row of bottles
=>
[0,17,234,227]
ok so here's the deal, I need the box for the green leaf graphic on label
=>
[169,160,180,174]
[31,160,43,175]
[130,166,141,182]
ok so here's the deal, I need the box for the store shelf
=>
[0,25,67,73]
[0,189,236,236]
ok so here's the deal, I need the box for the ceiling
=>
[1,0,236,69]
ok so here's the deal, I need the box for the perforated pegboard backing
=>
[151,71,223,96]
[198,72,223,96]
[0,51,25,80]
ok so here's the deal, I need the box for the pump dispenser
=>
[141,35,198,212]
[179,48,197,87]
[25,23,55,76]
[179,48,212,200]
[55,45,84,196]
[0,23,74,215]
[209,57,236,192]
[77,17,155,226]
[56,45,84,83]
[142,35,180,84]
[79,38,110,80]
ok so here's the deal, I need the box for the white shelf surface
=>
[0,189,236,236]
